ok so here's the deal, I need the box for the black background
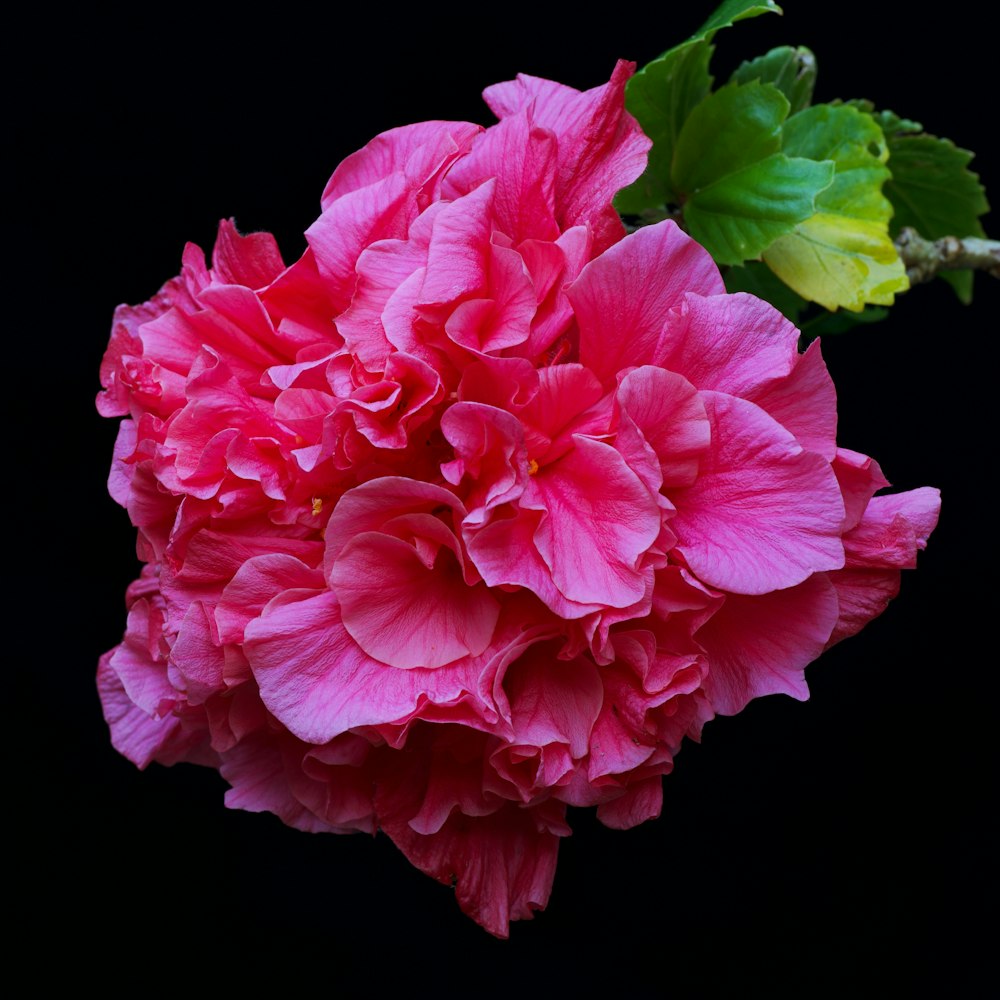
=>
[14,2,994,988]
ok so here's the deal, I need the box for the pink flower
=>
[96,61,939,937]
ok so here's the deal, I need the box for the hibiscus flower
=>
[97,61,938,937]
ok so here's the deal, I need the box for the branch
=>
[895,227,1000,285]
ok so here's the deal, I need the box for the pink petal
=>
[484,61,650,250]
[832,448,890,532]
[444,240,536,355]
[323,476,465,569]
[655,292,801,397]
[321,121,481,209]
[379,793,565,938]
[518,363,606,464]
[219,734,335,834]
[273,386,334,442]
[443,111,559,244]
[331,520,500,669]
[215,554,324,645]
[402,729,505,836]
[502,642,604,759]
[440,402,529,525]
[457,355,540,411]
[196,282,291,361]
[97,270,198,416]
[108,419,138,506]
[585,632,704,781]
[108,598,174,717]
[298,740,378,833]
[204,682,268,753]
[670,392,845,595]
[746,339,838,461]
[211,218,285,290]
[586,669,661,778]
[515,225,592,360]
[335,205,443,371]
[483,72,578,125]
[843,487,941,569]
[245,591,389,742]
[169,601,226,704]
[529,436,662,607]
[134,306,211,380]
[465,505,603,619]
[172,526,322,587]
[826,568,902,647]
[570,221,723,385]
[306,172,412,314]
[696,573,840,715]
[245,591,500,743]
[616,365,710,488]
[418,181,495,310]
[336,351,443,450]
[97,651,209,769]
[259,247,343,352]
[597,778,664,830]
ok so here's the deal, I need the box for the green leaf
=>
[782,104,892,221]
[882,131,989,303]
[616,41,713,212]
[672,81,834,265]
[763,104,908,310]
[884,134,988,238]
[730,45,817,114]
[695,0,783,36]
[617,0,783,214]
[724,260,807,321]
[869,107,923,137]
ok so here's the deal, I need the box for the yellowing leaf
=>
[763,105,907,311]
[764,213,907,311]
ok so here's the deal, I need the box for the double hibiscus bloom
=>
[97,62,938,936]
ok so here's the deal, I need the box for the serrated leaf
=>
[672,81,834,265]
[880,126,988,304]
[884,134,989,238]
[764,214,907,311]
[617,41,713,212]
[724,260,807,321]
[841,101,923,138]
[763,104,907,311]
[869,107,923,137]
[618,0,783,214]
[783,104,892,221]
[696,0,783,36]
[730,46,817,115]
[684,157,835,265]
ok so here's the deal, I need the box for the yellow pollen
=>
[311,497,324,516]
[527,459,539,476]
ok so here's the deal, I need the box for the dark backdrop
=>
[13,2,994,989]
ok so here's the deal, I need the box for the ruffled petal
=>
[670,392,846,594]
[696,574,840,715]
[571,221,723,385]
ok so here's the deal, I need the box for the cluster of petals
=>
[97,61,939,937]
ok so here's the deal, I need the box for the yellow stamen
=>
[311,497,324,516]
[527,459,539,476]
